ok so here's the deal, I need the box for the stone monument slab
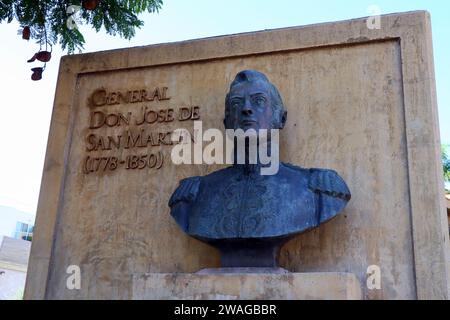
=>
[25,11,450,300]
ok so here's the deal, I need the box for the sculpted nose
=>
[242,101,253,116]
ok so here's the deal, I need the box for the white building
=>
[0,206,35,241]
[0,206,34,299]
[0,236,31,299]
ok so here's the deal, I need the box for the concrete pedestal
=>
[132,272,362,300]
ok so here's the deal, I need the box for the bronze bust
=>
[169,70,351,268]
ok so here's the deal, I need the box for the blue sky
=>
[0,0,449,214]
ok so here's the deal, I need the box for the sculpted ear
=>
[280,110,287,129]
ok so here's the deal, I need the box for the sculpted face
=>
[225,80,276,131]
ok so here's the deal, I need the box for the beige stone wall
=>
[25,11,450,300]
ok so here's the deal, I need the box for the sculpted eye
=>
[254,96,266,105]
[230,99,242,108]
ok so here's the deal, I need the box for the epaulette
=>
[308,168,351,201]
[168,176,201,207]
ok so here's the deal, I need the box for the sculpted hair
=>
[224,70,287,129]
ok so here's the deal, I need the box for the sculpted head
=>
[224,70,287,131]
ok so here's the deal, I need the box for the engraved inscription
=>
[82,86,200,175]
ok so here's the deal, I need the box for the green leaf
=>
[0,0,164,54]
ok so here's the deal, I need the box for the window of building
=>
[13,222,33,241]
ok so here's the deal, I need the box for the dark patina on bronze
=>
[169,70,351,268]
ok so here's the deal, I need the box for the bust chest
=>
[188,166,318,239]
